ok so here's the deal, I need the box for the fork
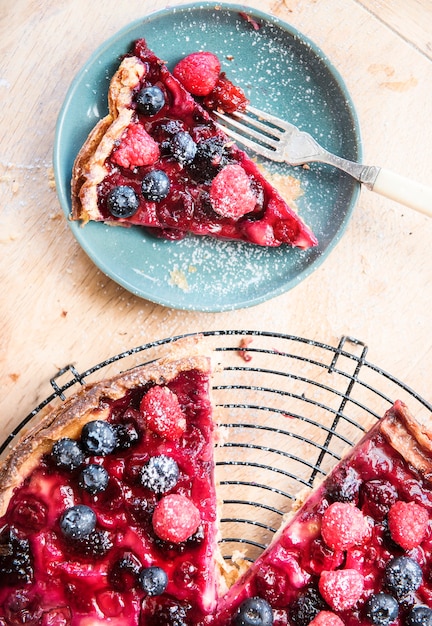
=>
[213,105,432,217]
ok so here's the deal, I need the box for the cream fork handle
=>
[370,168,432,217]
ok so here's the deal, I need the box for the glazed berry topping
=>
[0,527,33,585]
[81,420,117,456]
[326,466,361,503]
[173,51,221,96]
[360,480,398,521]
[383,556,423,601]
[387,501,429,550]
[114,422,139,450]
[140,455,180,494]
[112,124,160,168]
[9,496,47,532]
[406,606,432,626]
[290,587,327,626]
[203,72,249,113]
[152,494,201,543]
[210,164,257,219]
[170,131,197,164]
[78,464,109,494]
[59,504,97,540]
[140,385,186,440]
[135,85,165,116]
[141,170,170,201]
[321,502,370,551]
[109,551,142,591]
[318,569,364,611]
[309,612,345,626]
[138,565,169,596]
[107,185,139,218]
[51,437,84,471]
[364,593,399,626]
[234,597,273,626]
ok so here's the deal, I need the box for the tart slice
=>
[0,337,221,625]
[71,39,318,249]
[214,400,432,626]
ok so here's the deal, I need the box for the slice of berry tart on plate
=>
[71,39,317,249]
[213,400,432,626]
[0,336,223,625]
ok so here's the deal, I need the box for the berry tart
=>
[214,400,432,626]
[71,40,318,249]
[2,335,432,626]
[0,336,222,625]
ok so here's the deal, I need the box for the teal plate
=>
[53,2,361,312]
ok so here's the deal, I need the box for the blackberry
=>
[289,586,327,626]
[141,170,170,201]
[138,565,169,596]
[109,551,142,591]
[188,137,230,182]
[406,606,432,626]
[152,600,190,626]
[140,455,179,494]
[51,437,84,471]
[107,185,139,218]
[78,464,109,494]
[170,131,197,164]
[384,556,423,601]
[360,480,398,520]
[136,85,165,116]
[81,420,117,456]
[59,504,97,540]
[0,527,33,585]
[114,422,139,450]
[73,529,113,558]
[364,593,399,626]
[326,465,361,503]
[235,597,273,626]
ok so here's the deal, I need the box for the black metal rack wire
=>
[2,331,431,563]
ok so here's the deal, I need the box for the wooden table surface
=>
[1,0,432,442]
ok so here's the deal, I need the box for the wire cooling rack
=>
[2,331,431,563]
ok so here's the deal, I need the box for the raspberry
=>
[309,611,345,626]
[203,73,249,113]
[140,386,186,440]
[321,502,370,551]
[318,569,364,611]
[111,123,160,168]
[152,494,201,543]
[387,500,429,549]
[173,51,221,96]
[210,164,257,219]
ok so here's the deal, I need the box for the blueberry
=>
[60,505,97,540]
[107,185,139,218]
[78,464,109,494]
[141,170,170,201]
[406,606,432,626]
[138,565,169,596]
[81,420,117,456]
[136,86,165,116]
[114,422,139,450]
[364,593,399,626]
[140,455,179,494]
[51,438,84,471]
[170,131,197,164]
[235,597,273,626]
[384,556,423,601]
